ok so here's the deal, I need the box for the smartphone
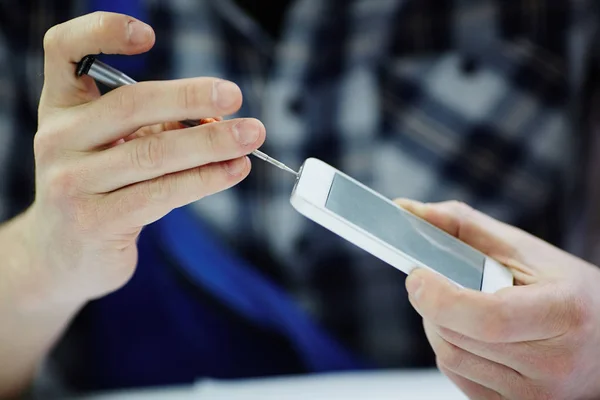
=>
[290,158,513,293]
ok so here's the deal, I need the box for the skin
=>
[0,12,266,398]
[1,11,599,400]
[397,199,600,400]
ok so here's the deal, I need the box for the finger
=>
[41,12,155,108]
[101,156,250,227]
[434,325,578,381]
[406,268,576,342]
[395,199,522,262]
[439,366,503,400]
[395,199,583,277]
[84,118,265,193]
[424,320,521,398]
[65,77,242,150]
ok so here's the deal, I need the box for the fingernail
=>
[213,80,241,110]
[128,21,153,45]
[406,274,423,300]
[233,120,261,145]
[223,158,246,176]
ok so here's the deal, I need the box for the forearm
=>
[0,211,83,399]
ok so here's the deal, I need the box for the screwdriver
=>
[76,55,298,177]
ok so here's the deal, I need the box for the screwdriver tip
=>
[250,150,298,176]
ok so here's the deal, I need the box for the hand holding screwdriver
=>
[27,12,269,303]
[77,55,298,176]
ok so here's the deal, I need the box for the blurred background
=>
[0,0,598,398]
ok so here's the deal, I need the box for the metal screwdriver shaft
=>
[76,55,299,177]
[251,149,299,176]
[176,120,298,176]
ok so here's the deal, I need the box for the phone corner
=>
[481,257,514,293]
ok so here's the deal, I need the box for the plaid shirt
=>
[1,0,600,389]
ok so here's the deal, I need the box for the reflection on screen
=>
[325,174,484,290]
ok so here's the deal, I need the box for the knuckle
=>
[44,168,99,232]
[448,200,471,213]
[89,11,107,36]
[33,130,55,162]
[436,343,465,372]
[144,176,171,203]
[70,197,101,233]
[194,166,209,192]
[88,12,132,45]
[444,200,474,223]
[564,289,592,332]
[178,82,202,111]
[530,343,579,385]
[546,354,577,383]
[45,166,78,200]
[133,135,167,171]
[34,118,66,160]
[203,123,222,155]
[113,191,138,220]
[438,327,467,344]
[451,201,475,224]
[43,25,61,52]
[188,166,215,202]
[112,86,139,121]
[519,344,579,390]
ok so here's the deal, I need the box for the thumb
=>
[406,268,576,342]
[40,12,155,110]
[395,199,563,278]
[395,199,524,259]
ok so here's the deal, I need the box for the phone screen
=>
[325,174,484,290]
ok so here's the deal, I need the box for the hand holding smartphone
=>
[290,158,513,293]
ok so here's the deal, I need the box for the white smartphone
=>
[290,158,513,293]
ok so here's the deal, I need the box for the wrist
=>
[0,208,87,314]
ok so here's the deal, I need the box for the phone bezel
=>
[290,158,513,293]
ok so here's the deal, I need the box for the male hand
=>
[397,200,600,400]
[22,12,266,306]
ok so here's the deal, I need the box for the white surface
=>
[70,370,467,400]
[290,158,421,279]
[291,158,511,293]
[482,257,514,292]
